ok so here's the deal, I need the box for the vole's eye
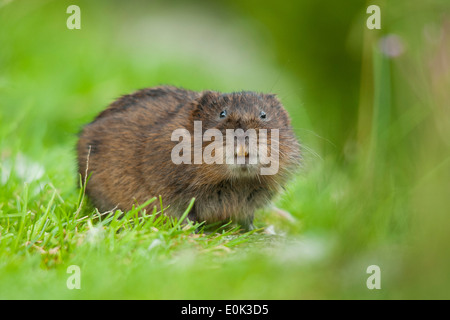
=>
[219,110,227,118]
[259,111,267,119]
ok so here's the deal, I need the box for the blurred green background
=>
[1,0,449,299]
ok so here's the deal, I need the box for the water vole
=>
[77,86,300,230]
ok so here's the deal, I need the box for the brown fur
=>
[77,86,300,230]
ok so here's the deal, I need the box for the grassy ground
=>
[1,0,450,299]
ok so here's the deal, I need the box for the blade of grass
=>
[173,197,195,229]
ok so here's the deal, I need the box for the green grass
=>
[1,0,450,299]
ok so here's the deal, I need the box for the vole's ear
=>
[265,93,279,101]
[266,93,291,126]
[191,91,218,119]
